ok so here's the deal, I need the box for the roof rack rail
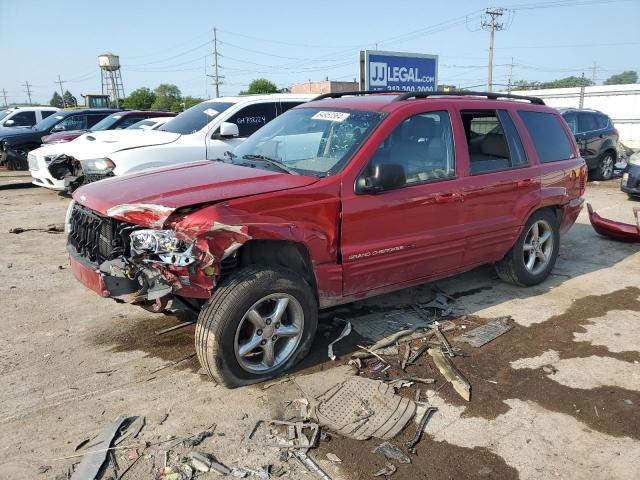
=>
[392,90,545,105]
[312,90,397,101]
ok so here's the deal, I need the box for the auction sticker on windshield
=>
[203,108,220,117]
[312,111,350,122]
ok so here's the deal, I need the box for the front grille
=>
[68,203,136,264]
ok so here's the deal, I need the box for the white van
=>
[0,106,60,129]
[28,94,314,190]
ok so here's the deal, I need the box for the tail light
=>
[579,165,587,196]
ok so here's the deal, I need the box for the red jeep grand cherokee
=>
[66,91,586,387]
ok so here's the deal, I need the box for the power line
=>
[21,81,33,105]
[481,9,506,92]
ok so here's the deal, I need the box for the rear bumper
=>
[560,196,584,235]
[621,164,640,195]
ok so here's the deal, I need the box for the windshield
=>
[90,113,122,131]
[127,119,156,130]
[160,101,234,135]
[233,107,384,176]
[0,110,11,122]
[33,113,65,131]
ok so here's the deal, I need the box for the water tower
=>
[99,52,125,107]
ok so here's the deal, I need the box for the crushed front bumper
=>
[68,247,139,298]
[621,164,640,196]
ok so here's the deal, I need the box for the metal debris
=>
[387,377,435,389]
[405,407,437,453]
[373,463,397,477]
[454,316,513,347]
[371,442,411,464]
[189,451,231,475]
[292,450,332,480]
[429,348,471,401]
[326,453,342,463]
[156,321,196,335]
[328,320,352,360]
[183,430,213,447]
[400,345,410,370]
[433,326,455,357]
[245,420,319,449]
[70,414,129,480]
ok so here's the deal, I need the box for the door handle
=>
[517,178,538,188]
[435,192,464,203]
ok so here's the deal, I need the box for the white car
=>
[28,94,314,191]
[0,106,59,129]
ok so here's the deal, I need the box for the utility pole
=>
[579,72,586,109]
[56,74,66,107]
[591,61,598,84]
[481,9,504,92]
[507,57,514,94]
[22,81,33,105]
[207,27,224,98]
[1,89,8,107]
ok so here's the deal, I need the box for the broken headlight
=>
[130,229,196,266]
[81,158,115,174]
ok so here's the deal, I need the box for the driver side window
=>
[365,111,456,187]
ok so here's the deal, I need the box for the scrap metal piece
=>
[400,345,410,370]
[587,203,640,242]
[351,323,430,360]
[454,316,513,348]
[374,463,397,477]
[245,420,319,449]
[405,407,437,453]
[387,377,435,389]
[428,348,471,401]
[371,442,411,464]
[432,326,455,357]
[70,415,129,480]
[292,450,332,480]
[328,320,352,361]
[156,321,196,336]
[311,377,416,441]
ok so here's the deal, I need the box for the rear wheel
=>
[195,267,317,387]
[495,209,560,286]
[592,152,615,181]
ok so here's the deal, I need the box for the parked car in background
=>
[41,110,176,144]
[65,91,586,387]
[0,108,120,169]
[0,106,59,129]
[44,93,315,191]
[621,151,640,198]
[125,116,175,131]
[559,108,618,180]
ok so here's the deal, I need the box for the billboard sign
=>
[360,50,438,92]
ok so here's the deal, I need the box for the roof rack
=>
[312,90,397,101]
[392,90,545,105]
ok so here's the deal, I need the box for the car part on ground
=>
[587,203,640,242]
[621,151,640,197]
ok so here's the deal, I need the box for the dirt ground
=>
[0,169,639,480]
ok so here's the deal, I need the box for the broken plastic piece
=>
[429,348,471,401]
[454,316,513,348]
[374,463,397,477]
[328,320,352,360]
[245,420,319,449]
[587,203,640,242]
[405,407,437,453]
[292,450,333,480]
[371,442,411,464]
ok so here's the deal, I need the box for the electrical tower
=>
[21,81,33,105]
[56,74,67,107]
[481,9,504,92]
[99,53,126,107]
[1,89,8,107]
[206,28,224,98]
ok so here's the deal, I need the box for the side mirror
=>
[4,119,15,126]
[215,122,239,139]
[51,125,65,132]
[356,163,406,193]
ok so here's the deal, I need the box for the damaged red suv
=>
[66,91,586,387]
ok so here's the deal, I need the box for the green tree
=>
[511,76,592,91]
[604,70,638,85]
[151,84,181,111]
[63,90,77,107]
[50,92,64,108]
[123,87,156,110]
[240,78,278,95]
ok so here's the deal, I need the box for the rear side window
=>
[41,110,56,119]
[578,112,598,133]
[595,113,610,129]
[87,114,109,128]
[10,111,36,126]
[461,110,528,174]
[518,111,573,163]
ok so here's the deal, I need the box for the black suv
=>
[0,108,120,170]
[559,108,618,180]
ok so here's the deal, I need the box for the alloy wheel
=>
[600,155,614,179]
[522,219,554,276]
[234,293,304,374]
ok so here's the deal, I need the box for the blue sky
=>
[1,0,639,104]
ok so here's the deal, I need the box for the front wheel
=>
[195,267,318,387]
[593,152,615,181]
[495,210,560,287]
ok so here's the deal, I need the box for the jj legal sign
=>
[359,50,438,92]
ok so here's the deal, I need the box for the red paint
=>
[71,95,585,308]
[69,254,110,297]
[587,203,640,242]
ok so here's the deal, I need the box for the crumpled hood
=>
[74,161,319,226]
[54,130,181,160]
